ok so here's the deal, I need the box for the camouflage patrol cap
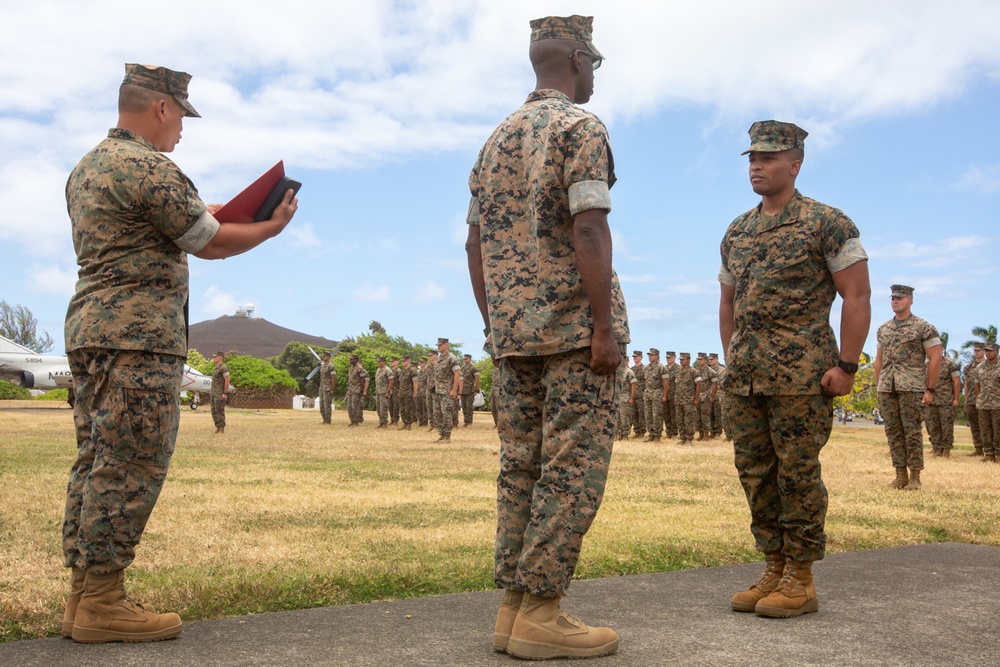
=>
[122,63,201,118]
[890,284,914,298]
[742,120,807,155]
[632,350,643,357]
[321,351,331,359]
[666,351,676,357]
[529,15,604,61]
[648,348,660,356]
[377,356,386,362]
[697,352,707,359]
[984,343,999,351]
[213,351,224,357]
[973,342,986,350]
[708,353,719,359]
[463,353,472,359]
[437,337,449,345]
[679,352,691,359]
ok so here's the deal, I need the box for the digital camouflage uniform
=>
[696,357,717,437]
[720,185,868,563]
[347,363,369,425]
[925,355,960,453]
[399,361,417,426]
[976,358,1000,458]
[616,366,637,439]
[631,361,647,437]
[876,314,941,471]
[490,378,499,426]
[643,358,667,439]
[664,358,679,437]
[710,356,729,438]
[318,360,335,423]
[964,355,983,450]
[460,360,480,425]
[468,85,629,597]
[434,351,460,436]
[211,361,230,429]
[390,362,401,424]
[63,121,217,574]
[673,360,700,442]
[426,355,439,430]
[375,363,393,426]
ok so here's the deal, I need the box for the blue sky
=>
[1,0,997,361]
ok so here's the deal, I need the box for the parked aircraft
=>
[0,335,214,408]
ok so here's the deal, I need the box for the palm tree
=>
[963,325,998,350]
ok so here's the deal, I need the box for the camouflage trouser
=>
[347,391,364,424]
[719,393,731,437]
[491,384,499,425]
[453,399,460,427]
[401,394,415,425]
[675,400,698,439]
[416,390,427,425]
[663,394,677,436]
[925,404,956,450]
[729,392,831,562]
[699,397,713,434]
[319,390,333,423]
[376,394,391,425]
[429,393,440,429]
[435,393,454,435]
[495,347,618,598]
[64,348,183,574]
[390,392,400,423]
[967,402,981,447]
[616,399,633,438]
[631,398,646,435]
[211,395,226,428]
[979,409,1000,457]
[643,396,663,437]
[461,393,475,424]
[878,391,925,470]
[711,399,723,436]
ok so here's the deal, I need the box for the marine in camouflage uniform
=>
[974,344,1000,461]
[616,364,637,440]
[643,348,667,442]
[61,63,295,643]
[416,358,429,426]
[663,352,679,438]
[389,358,401,425]
[398,356,417,429]
[631,351,647,437]
[433,338,460,440]
[874,285,943,488]
[425,350,439,431]
[964,344,986,455]
[210,352,230,432]
[346,355,369,426]
[925,350,961,456]
[673,353,701,443]
[709,353,730,439]
[460,354,481,426]
[695,353,718,440]
[466,15,627,658]
[719,120,871,618]
[374,356,393,427]
[318,353,336,424]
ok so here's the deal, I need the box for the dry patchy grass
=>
[1,405,997,641]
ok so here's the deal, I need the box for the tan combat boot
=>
[731,552,785,612]
[506,594,619,660]
[941,449,950,458]
[755,560,818,618]
[61,566,87,637]
[436,434,450,443]
[71,570,182,643]
[903,469,922,490]
[983,455,997,463]
[969,447,983,456]
[889,468,908,489]
[492,589,524,652]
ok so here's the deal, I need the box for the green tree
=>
[963,325,998,349]
[222,354,298,393]
[0,378,32,400]
[475,357,495,404]
[835,351,877,418]
[0,301,54,353]
[271,341,335,397]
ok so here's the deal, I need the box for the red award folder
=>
[213,161,300,224]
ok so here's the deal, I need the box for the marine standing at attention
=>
[719,120,871,619]
[210,351,230,434]
[61,63,296,643]
[467,15,628,659]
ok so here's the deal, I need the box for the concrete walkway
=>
[2,543,996,666]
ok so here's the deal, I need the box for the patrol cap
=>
[632,350,643,357]
[697,352,707,359]
[708,353,719,360]
[890,284,914,298]
[321,351,331,359]
[648,348,660,356]
[985,343,999,352]
[530,15,603,61]
[403,355,411,360]
[350,354,359,361]
[973,342,986,350]
[377,356,386,362]
[680,352,691,359]
[742,120,807,155]
[122,63,200,118]
[437,337,449,345]
[666,351,676,358]
[213,351,224,357]
[463,353,472,359]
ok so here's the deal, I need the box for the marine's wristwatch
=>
[838,360,859,375]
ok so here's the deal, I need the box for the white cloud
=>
[954,164,1000,193]
[27,263,77,297]
[414,280,448,302]
[867,236,989,267]
[197,285,243,318]
[284,223,323,253]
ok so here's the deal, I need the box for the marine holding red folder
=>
[213,161,303,224]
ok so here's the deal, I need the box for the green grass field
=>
[1,403,997,642]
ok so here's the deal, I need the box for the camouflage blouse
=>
[876,314,942,393]
[468,89,629,358]
[719,190,867,396]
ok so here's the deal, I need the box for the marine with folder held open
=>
[60,63,298,644]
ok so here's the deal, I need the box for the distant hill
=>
[189,315,337,359]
